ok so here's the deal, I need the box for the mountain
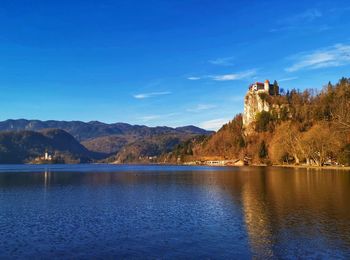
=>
[174,126,211,135]
[0,120,213,163]
[0,120,212,140]
[0,129,104,164]
[109,133,211,163]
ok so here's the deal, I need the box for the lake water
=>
[0,165,349,259]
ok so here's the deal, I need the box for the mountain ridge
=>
[0,119,212,141]
[0,119,213,163]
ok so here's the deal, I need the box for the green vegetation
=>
[255,111,272,132]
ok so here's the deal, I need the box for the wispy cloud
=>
[270,8,323,33]
[187,104,217,112]
[286,44,350,72]
[133,91,171,99]
[287,8,322,23]
[209,56,234,66]
[199,118,230,131]
[139,115,161,121]
[187,76,201,80]
[139,113,178,122]
[187,69,256,82]
[278,76,299,82]
[211,69,256,81]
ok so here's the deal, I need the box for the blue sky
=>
[1,0,350,130]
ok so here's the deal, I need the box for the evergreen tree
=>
[259,140,268,159]
[273,80,279,96]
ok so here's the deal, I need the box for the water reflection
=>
[0,166,349,258]
[44,169,51,189]
[216,167,350,258]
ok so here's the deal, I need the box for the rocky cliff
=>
[243,91,270,127]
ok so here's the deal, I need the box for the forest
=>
[165,77,350,166]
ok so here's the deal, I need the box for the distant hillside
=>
[0,129,104,164]
[0,120,213,163]
[108,133,206,163]
[0,120,211,141]
[159,116,244,164]
[79,125,212,157]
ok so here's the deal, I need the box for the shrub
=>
[259,140,268,159]
[255,111,272,132]
[337,144,350,166]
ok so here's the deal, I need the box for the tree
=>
[337,144,350,166]
[273,80,279,96]
[301,123,340,166]
[269,121,303,164]
[255,111,272,132]
[259,140,268,159]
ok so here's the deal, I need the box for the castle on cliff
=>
[243,80,279,127]
[249,80,279,95]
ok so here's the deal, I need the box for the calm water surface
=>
[0,164,349,259]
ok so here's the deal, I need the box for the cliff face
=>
[243,91,270,127]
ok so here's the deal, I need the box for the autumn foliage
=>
[171,77,350,166]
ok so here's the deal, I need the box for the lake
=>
[0,165,349,259]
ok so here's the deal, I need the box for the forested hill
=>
[0,120,213,163]
[0,129,104,164]
[164,78,350,166]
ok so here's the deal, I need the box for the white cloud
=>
[286,44,350,72]
[139,113,178,122]
[139,115,160,121]
[187,104,217,112]
[133,91,171,99]
[270,9,323,33]
[209,56,234,66]
[294,9,322,22]
[187,76,201,80]
[278,76,299,82]
[199,118,230,131]
[211,70,256,81]
[284,8,322,24]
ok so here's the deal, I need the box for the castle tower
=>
[264,80,270,93]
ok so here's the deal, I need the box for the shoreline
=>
[2,162,350,171]
[272,164,350,171]
[178,162,350,171]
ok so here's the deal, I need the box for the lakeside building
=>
[34,151,53,162]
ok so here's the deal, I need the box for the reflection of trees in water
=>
[240,169,275,258]
[214,167,350,258]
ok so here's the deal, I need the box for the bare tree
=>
[301,123,340,166]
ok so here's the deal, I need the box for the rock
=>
[243,91,270,127]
